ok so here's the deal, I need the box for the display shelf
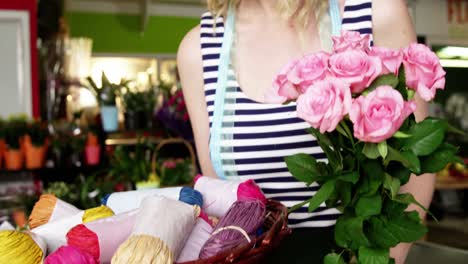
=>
[105,131,164,146]
[436,179,468,190]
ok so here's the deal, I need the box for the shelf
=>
[436,179,468,190]
[105,131,164,146]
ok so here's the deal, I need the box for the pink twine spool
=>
[177,215,214,262]
[199,200,265,259]
[44,245,97,264]
[66,225,100,262]
[194,176,266,218]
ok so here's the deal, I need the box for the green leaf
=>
[403,118,448,156]
[384,199,408,218]
[337,181,352,208]
[285,154,321,184]
[420,143,464,173]
[358,247,389,264]
[338,171,360,184]
[335,215,370,250]
[393,131,411,138]
[384,174,401,199]
[363,143,380,159]
[307,128,343,172]
[386,212,428,242]
[368,217,400,248]
[401,151,421,174]
[324,253,345,264]
[367,74,399,92]
[387,162,412,185]
[308,180,336,212]
[359,161,385,196]
[394,193,436,220]
[356,194,383,218]
[288,199,311,213]
[396,65,409,100]
[378,141,388,159]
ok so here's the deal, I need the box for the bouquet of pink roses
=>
[266,31,463,264]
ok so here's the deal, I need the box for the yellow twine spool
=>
[0,231,44,264]
[28,194,57,229]
[112,235,173,264]
[82,205,114,223]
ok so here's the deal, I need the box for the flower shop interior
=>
[0,0,468,263]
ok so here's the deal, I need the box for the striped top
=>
[201,0,373,228]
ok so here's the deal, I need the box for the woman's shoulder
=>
[177,24,201,71]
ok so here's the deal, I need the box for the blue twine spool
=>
[179,187,203,207]
[101,193,111,205]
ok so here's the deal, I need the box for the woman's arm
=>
[177,25,218,178]
[372,0,436,263]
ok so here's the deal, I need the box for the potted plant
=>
[0,119,5,169]
[85,72,124,132]
[24,121,49,169]
[4,122,24,170]
[8,115,29,156]
[122,88,156,131]
[85,128,100,166]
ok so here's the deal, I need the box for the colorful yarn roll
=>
[44,245,97,264]
[177,215,214,262]
[0,221,15,231]
[67,209,138,263]
[29,194,81,229]
[0,230,46,264]
[103,186,203,214]
[194,175,266,217]
[32,205,114,254]
[82,205,115,223]
[112,196,197,264]
[199,200,266,259]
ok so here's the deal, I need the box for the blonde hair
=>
[207,0,328,29]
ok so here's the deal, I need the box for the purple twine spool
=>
[199,200,266,259]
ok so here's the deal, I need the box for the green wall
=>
[66,12,199,54]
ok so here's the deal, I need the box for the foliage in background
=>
[28,121,49,147]
[85,71,129,106]
[158,158,193,186]
[121,87,157,113]
[109,139,153,184]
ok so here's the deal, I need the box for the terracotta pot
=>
[25,144,46,169]
[20,135,28,156]
[85,145,101,166]
[5,149,23,170]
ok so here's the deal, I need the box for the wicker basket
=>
[179,199,291,264]
[151,138,197,183]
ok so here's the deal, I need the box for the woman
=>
[177,0,435,263]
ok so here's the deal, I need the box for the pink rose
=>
[403,43,446,101]
[329,50,382,93]
[265,59,300,104]
[369,47,403,75]
[349,85,416,143]
[332,30,371,52]
[287,52,329,92]
[296,78,352,133]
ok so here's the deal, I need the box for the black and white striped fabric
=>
[201,0,373,228]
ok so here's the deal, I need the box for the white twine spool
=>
[177,217,214,262]
[49,198,81,223]
[132,196,196,258]
[32,211,85,254]
[85,209,138,263]
[194,177,241,217]
[105,187,182,214]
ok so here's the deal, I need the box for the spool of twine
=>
[29,194,81,229]
[194,175,266,218]
[44,245,97,264]
[112,196,197,264]
[102,187,203,214]
[0,230,45,264]
[199,200,266,259]
[32,205,114,254]
[82,205,114,223]
[176,215,214,262]
[67,209,138,263]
